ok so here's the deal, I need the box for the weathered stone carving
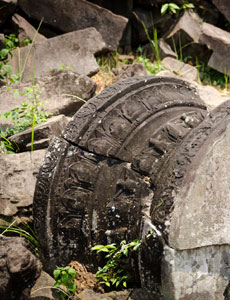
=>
[34,76,207,293]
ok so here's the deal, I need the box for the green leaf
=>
[53,269,61,280]
[0,48,9,59]
[54,279,61,288]
[68,282,77,293]
[186,3,195,8]
[68,267,76,279]
[169,3,180,10]
[161,3,169,15]
[3,64,12,74]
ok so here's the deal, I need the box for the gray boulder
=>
[158,39,177,60]
[30,270,56,299]
[10,27,106,81]
[0,237,41,300]
[152,100,230,299]
[18,0,128,51]
[12,13,46,47]
[199,22,230,75]
[9,115,70,152]
[0,149,46,223]
[162,57,199,82]
[112,63,147,80]
[166,10,212,64]
[0,69,96,122]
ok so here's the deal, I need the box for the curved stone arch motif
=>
[33,76,207,287]
[152,100,230,241]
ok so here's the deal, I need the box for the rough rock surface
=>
[0,237,41,300]
[199,22,230,74]
[12,13,46,47]
[10,28,106,80]
[158,39,177,60]
[152,100,230,299]
[30,270,56,299]
[156,70,230,110]
[162,57,199,82]
[166,10,212,64]
[9,115,70,152]
[33,76,207,295]
[0,149,46,223]
[18,0,128,51]
[112,63,147,80]
[0,69,96,119]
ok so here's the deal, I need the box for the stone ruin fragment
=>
[34,76,230,299]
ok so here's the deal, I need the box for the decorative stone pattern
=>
[34,76,207,291]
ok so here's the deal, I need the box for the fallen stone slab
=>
[112,63,147,80]
[10,27,106,81]
[12,13,46,47]
[152,100,230,299]
[30,270,56,299]
[9,115,70,152]
[166,10,212,64]
[162,57,199,82]
[0,149,46,223]
[33,75,207,293]
[131,6,176,46]
[158,39,177,59]
[195,84,230,110]
[212,0,230,22]
[200,22,230,74]
[0,69,96,126]
[18,0,128,51]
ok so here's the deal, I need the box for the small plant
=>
[53,266,77,299]
[0,84,50,137]
[23,38,31,46]
[97,51,120,73]
[58,63,72,71]
[161,1,194,16]
[0,34,20,84]
[196,60,228,89]
[0,219,39,256]
[136,46,163,75]
[91,239,141,289]
[141,21,161,63]
[0,83,51,153]
[0,135,17,154]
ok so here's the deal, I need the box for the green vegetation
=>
[1,84,50,137]
[91,239,141,289]
[196,60,230,89]
[0,83,51,153]
[161,1,194,16]
[136,47,163,75]
[0,34,20,84]
[53,266,77,299]
[0,219,39,256]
